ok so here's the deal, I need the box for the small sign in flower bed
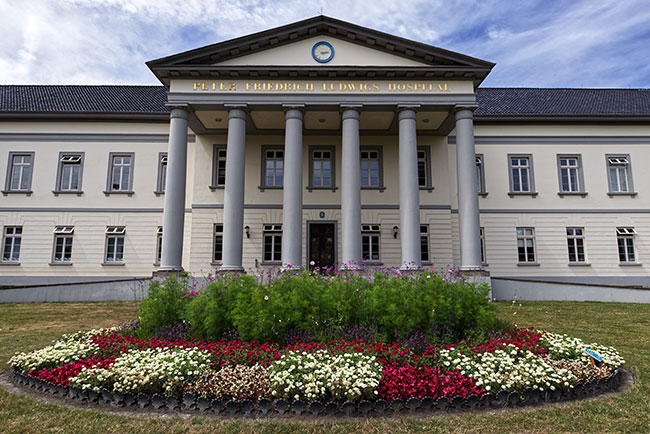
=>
[9,326,625,416]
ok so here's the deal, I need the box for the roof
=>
[1,85,650,119]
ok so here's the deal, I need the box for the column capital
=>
[225,104,248,120]
[340,103,362,113]
[283,104,305,120]
[397,104,420,121]
[453,105,479,119]
[165,104,192,119]
[282,103,306,112]
[340,104,362,120]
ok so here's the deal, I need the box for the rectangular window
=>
[263,224,282,263]
[106,153,134,193]
[616,227,637,263]
[156,153,167,193]
[417,147,431,189]
[310,147,334,188]
[55,153,84,193]
[262,148,284,188]
[2,226,22,262]
[516,227,536,263]
[361,224,380,262]
[607,155,634,194]
[480,227,486,264]
[508,155,535,194]
[105,226,126,263]
[476,154,487,196]
[557,155,585,195]
[155,226,163,264]
[213,224,224,263]
[360,147,382,188]
[4,152,34,193]
[52,226,74,263]
[211,145,227,188]
[420,224,430,263]
[566,227,586,263]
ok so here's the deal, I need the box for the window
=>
[105,226,126,263]
[616,227,637,263]
[566,227,586,263]
[55,153,84,193]
[211,145,227,189]
[476,154,487,196]
[263,224,282,263]
[360,147,383,189]
[2,226,22,262]
[4,152,34,194]
[361,224,380,262]
[106,153,134,193]
[480,227,486,264]
[417,147,432,190]
[516,227,536,263]
[213,224,223,263]
[262,147,284,188]
[557,155,585,195]
[607,155,635,195]
[420,224,430,263]
[309,147,335,190]
[156,153,167,194]
[155,226,163,264]
[52,226,74,263]
[508,155,536,195]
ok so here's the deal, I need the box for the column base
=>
[400,263,422,271]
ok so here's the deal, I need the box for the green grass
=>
[0,300,648,433]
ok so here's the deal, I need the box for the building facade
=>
[2,16,650,301]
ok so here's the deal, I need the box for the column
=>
[221,105,247,271]
[397,106,422,269]
[281,105,304,269]
[159,104,190,271]
[455,106,483,269]
[340,105,362,268]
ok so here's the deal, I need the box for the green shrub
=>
[137,274,192,339]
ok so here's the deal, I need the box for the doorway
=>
[307,222,336,269]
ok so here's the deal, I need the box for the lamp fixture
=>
[244,225,250,238]
[393,226,399,239]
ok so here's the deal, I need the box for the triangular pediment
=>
[147,16,494,87]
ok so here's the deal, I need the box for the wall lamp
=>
[244,226,250,238]
[393,226,399,239]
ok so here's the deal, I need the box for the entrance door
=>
[308,223,336,269]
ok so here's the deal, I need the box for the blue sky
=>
[1,0,649,88]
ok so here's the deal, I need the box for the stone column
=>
[221,105,247,271]
[455,106,483,269]
[159,104,191,272]
[281,105,304,269]
[340,105,362,268]
[397,105,422,269]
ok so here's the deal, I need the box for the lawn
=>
[0,300,648,433]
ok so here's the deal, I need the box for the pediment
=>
[147,16,494,87]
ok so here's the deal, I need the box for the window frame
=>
[476,154,487,197]
[566,227,588,265]
[1,226,22,263]
[556,154,587,197]
[360,146,385,191]
[154,226,163,265]
[259,145,284,190]
[507,154,537,197]
[154,152,167,195]
[212,223,224,264]
[616,227,638,265]
[210,144,227,190]
[103,226,126,265]
[420,224,430,264]
[3,151,35,196]
[606,153,636,196]
[307,145,337,191]
[516,227,538,265]
[417,146,433,192]
[51,226,74,265]
[53,152,84,196]
[262,224,282,264]
[104,152,135,195]
[361,224,381,263]
[480,227,487,265]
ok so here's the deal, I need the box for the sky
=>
[1,0,650,88]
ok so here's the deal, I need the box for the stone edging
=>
[8,366,627,418]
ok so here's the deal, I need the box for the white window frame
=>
[155,226,163,265]
[420,224,430,263]
[476,154,487,197]
[308,146,336,190]
[616,227,637,264]
[2,226,22,262]
[566,227,587,264]
[417,146,433,191]
[360,147,384,190]
[3,152,35,195]
[261,147,284,189]
[262,224,282,263]
[557,154,586,196]
[210,145,227,190]
[361,224,381,263]
[508,154,536,196]
[213,224,224,263]
[606,154,636,196]
[480,227,487,265]
[105,153,134,194]
[54,153,84,194]
[52,226,74,264]
[516,227,537,264]
[104,226,126,264]
[155,153,167,194]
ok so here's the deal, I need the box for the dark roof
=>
[1,85,650,118]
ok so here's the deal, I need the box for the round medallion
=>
[312,41,334,63]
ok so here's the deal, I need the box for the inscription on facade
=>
[188,80,455,94]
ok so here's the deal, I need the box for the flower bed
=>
[9,326,625,415]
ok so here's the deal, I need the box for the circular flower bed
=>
[8,326,625,416]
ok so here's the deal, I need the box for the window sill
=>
[508,192,538,197]
[210,261,223,267]
[53,190,83,197]
[49,262,73,266]
[103,191,134,197]
[421,261,433,266]
[260,261,282,266]
[0,261,20,266]
[307,186,338,192]
[478,192,489,197]
[361,186,386,192]
[419,186,434,193]
[608,192,638,197]
[619,262,642,267]
[209,185,225,191]
[2,190,32,196]
[363,261,384,266]
[558,192,588,198]
[153,190,165,196]
[568,262,591,267]
[102,261,125,266]
[517,262,540,266]
[258,186,282,192]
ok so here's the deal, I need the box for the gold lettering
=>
[372,83,380,91]
[228,82,236,91]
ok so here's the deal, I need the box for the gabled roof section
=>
[147,15,495,88]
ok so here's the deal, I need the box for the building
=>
[1,16,650,302]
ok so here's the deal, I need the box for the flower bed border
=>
[10,366,623,417]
